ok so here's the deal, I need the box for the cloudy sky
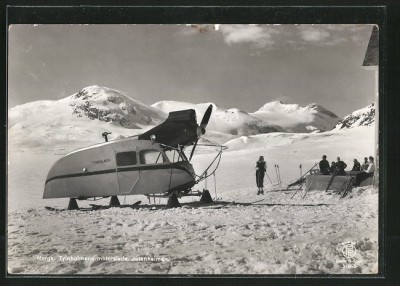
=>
[8,24,375,117]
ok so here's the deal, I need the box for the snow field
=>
[7,123,378,274]
[8,187,378,274]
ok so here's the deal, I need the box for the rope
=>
[194,146,224,184]
[160,142,225,190]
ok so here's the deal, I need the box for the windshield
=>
[163,148,188,163]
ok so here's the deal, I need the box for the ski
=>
[290,183,304,199]
[44,206,92,212]
[341,176,355,198]
[302,186,312,199]
[337,176,350,196]
[325,172,337,192]
[286,162,318,190]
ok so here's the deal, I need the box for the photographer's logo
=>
[336,241,358,269]
[341,242,356,258]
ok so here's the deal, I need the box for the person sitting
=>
[361,157,369,170]
[335,157,347,176]
[353,156,375,186]
[351,159,361,171]
[330,162,337,174]
[319,155,330,175]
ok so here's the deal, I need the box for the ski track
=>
[8,187,378,275]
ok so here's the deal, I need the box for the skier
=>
[361,157,369,170]
[353,156,375,186]
[318,155,330,175]
[256,156,266,195]
[335,157,347,176]
[351,159,361,171]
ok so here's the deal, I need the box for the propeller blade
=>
[189,140,198,161]
[200,104,213,128]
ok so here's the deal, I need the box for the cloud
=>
[181,24,372,50]
[300,28,330,42]
[219,25,277,48]
[272,95,290,103]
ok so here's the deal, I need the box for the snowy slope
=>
[250,101,340,133]
[334,104,375,130]
[152,101,281,136]
[8,86,166,150]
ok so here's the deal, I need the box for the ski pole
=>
[266,173,273,185]
[277,164,281,185]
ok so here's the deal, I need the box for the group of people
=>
[319,155,348,176]
[319,155,375,186]
[254,154,375,195]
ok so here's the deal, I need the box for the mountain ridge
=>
[334,103,375,130]
[8,86,374,149]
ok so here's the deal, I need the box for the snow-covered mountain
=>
[64,86,166,128]
[152,101,281,136]
[8,86,166,149]
[153,100,339,134]
[250,101,340,133]
[9,86,166,128]
[334,104,375,130]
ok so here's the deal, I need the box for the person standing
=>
[319,155,330,175]
[256,156,266,195]
[353,156,375,186]
[336,157,347,175]
[351,159,361,171]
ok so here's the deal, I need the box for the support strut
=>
[67,198,79,210]
[109,196,121,207]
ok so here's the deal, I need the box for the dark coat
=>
[256,161,266,172]
[256,161,266,188]
[330,163,337,174]
[336,161,347,175]
[319,159,330,175]
[352,161,361,171]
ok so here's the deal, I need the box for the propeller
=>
[189,104,213,161]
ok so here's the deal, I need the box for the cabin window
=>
[116,151,137,166]
[139,150,166,165]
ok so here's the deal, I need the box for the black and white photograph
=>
[7,24,379,275]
